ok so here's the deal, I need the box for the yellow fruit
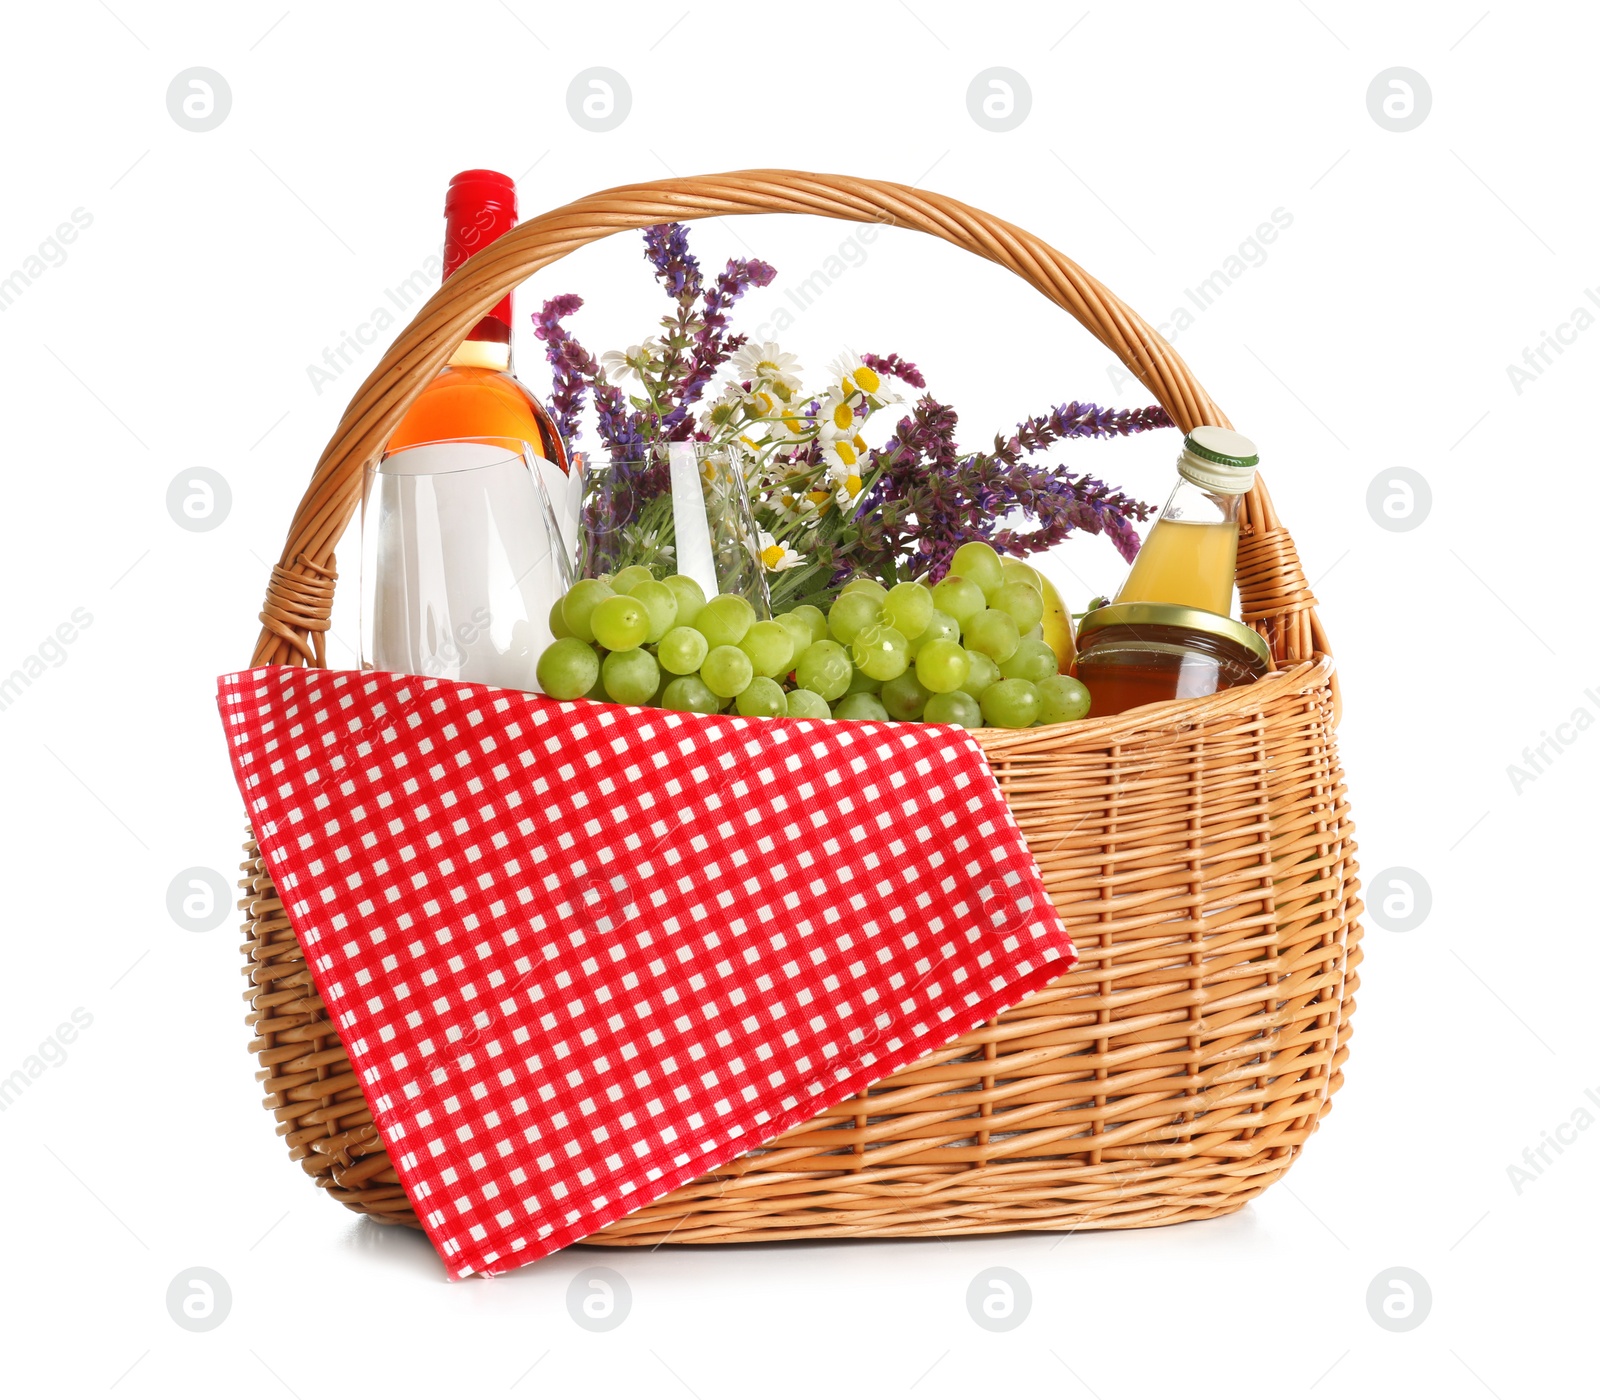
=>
[1030,565,1077,673]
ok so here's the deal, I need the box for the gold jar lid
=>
[1077,602,1272,669]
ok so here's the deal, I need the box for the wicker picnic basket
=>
[239,170,1362,1245]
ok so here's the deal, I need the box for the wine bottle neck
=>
[448,338,513,372]
[442,169,518,356]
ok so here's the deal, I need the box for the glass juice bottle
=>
[1114,426,1258,616]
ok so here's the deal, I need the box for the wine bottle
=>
[363,169,573,690]
[386,168,568,468]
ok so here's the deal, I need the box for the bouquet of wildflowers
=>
[536,222,1168,611]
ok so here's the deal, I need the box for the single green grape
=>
[663,574,707,629]
[589,593,650,651]
[777,611,816,662]
[966,608,1020,663]
[980,677,1042,728]
[548,597,573,639]
[1036,674,1092,725]
[915,638,971,694]
[931,575,985,629]
[786,604,828,644]
[844,665,882,696]
[740,620,795,678]
[694,593,755,649]
[881,581,934,639]
[839,577,888,601]
[662,675,723,714]
[700,644,755,698]
[999,637,1059,684]
[958,648,1000,698]
[1000,556,1042,593]
[881,670,932,721]
[951,540,1004,598]
[851,624,910,682]
[536,636,600,700]
[626,579,678,643]
[923,690,983,729]
[906,609,960,657]
[827,590,882,645]
[784,688,832,719]
[610,564,656,593]
[657,625,709,675]
[601,647,659,705]
[561,577,614,643]
[795,640,853,701]
[992,580,1045,633]
[735,676,787,717]
[833,692,890,721]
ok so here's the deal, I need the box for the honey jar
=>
[1074,603,1271,717]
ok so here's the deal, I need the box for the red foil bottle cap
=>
[443,168,517,343]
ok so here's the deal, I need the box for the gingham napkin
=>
[218,667,1075,1277]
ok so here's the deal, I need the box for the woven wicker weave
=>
[239,170,1361,1243]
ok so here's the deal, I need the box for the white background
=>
[1,1,1594,1396]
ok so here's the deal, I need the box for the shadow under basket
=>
[239,169,1362,1246]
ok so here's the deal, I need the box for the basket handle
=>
[253,169,1333,677]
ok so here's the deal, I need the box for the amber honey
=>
[1074,606,1270,718]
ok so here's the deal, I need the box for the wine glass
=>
[361,436,572,689]
[574,440,770,616]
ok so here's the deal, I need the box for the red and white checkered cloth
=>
[218,666,1075,1277]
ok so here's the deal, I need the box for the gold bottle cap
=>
[1077,602,1272,668]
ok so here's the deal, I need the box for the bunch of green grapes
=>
[533,543,1091,729]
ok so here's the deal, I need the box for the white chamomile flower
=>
[743,384,781,420]
[769,400,813,441]
[816,385,860,438]
[699,383,745,433]
[828,350,901,407]
[600,344,650,382]
[824,457,865,508]
[775,489,817,523]
[758,530,804,572]
[732,342,803,393]
[821,433,866,475]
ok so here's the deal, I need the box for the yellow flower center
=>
[835,440,858,467]
[853,365,881,394]
[761,543,785,568]
[852,433,868,453]
[844,474,862,497]
[807,489,831,507]
[831,401,854,432]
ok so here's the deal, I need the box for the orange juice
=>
[1114,518,1238,614]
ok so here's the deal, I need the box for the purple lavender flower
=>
[667,256,777,438]
[643,222,702,307]
[852,394,1160,581]
[534,292,644,459]
[861,351,926,390]
[533,293,595,445]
